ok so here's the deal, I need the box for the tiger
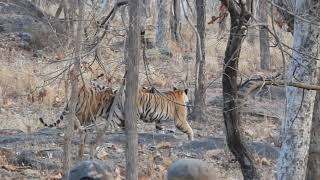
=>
[109,86,194,141]
[39,79,116,128]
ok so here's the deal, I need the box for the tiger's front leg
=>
[174,121,194,141]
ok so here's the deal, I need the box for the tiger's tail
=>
[39,108,68,127]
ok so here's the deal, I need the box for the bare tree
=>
[64,0,77,47]
[258,0,270,70]
[170,0,182,43]
[307,77,320,180]
[125,0,141,179]
[277,0,320,179]
[217,3,228,38]
[156,0,170,54]
[246,0,256,45]
[140,0,149,32]
[220,0,259,179]
[63,0,83,174]
[192,0,206,121]
[272,0,294,33]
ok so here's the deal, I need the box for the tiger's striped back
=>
[111,87,194,141]
[39,80,115,128]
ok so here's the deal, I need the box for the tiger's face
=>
[173,87,189,105]
[141,86,156,93]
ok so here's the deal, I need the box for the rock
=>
[0,129,24,136]
[66,160,113,180]
[0,14,55,49]
[177,137,225,153]
[36,149,63,159]
[18,32,32,43]
[207,96,223,108]
[0,0,45,18]
[13,150,60,169]
[252,142,279,160]
[0,0,66,50]
[144,37,155,49]
[0,169,12,179]
[14,150,38,168]
[104,132,179,145]
[159,48,173,58]
[177,137,279,160]
[167,159,218,180]
[17,41,31,50]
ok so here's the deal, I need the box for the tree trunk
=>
[192,0,206,121]
[221,0,259,179]
[258,0,270,70]
[246,0,256,45]
[63,0,83,174]
[65,0,76,47]
[125,0,141,179]
[273,0,294,34]
[217,2,228,39]
[170,0,182,43]
[140,0,148,33]
[156,0,169,54]
[277,0,319,179]
[307,83,320,180]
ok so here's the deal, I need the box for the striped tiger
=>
[39,79,115,128]
[109,86,194,141]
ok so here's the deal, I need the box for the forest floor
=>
[0,32,283,178]
[0,2,289,178]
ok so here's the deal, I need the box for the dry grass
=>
[0,66,36,98]
[0,7,293,179]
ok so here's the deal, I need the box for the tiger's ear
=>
[173,87,177,91]
[150,87,156,93]
[184,89,188,95]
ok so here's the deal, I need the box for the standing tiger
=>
[39,81,194,141]
[39,80,115,128]
[110,86,194,141]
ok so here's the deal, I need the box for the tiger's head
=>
[172,87,189,105]
[141,86,156,93]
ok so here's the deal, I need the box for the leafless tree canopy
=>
[0,0,320,179]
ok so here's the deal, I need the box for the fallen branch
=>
[239,75,320,99]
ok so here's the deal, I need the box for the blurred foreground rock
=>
[0,0,65,50]
[167,159,217,180]
[66,160,113,180]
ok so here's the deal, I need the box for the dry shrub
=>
[0,66,36,101]
[0,86,3,108]
[239,42,260,75]
[37,86,56,106]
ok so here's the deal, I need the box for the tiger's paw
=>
[188,134,194,141]
[155,129,165,134]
